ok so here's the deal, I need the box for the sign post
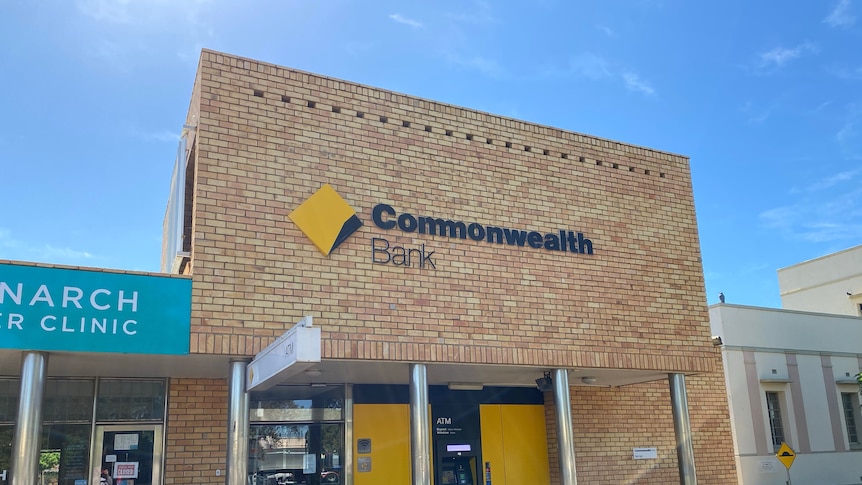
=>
[776,442,795,485]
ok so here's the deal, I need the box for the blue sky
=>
[1,0,860,309]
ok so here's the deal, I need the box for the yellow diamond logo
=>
[289,184,363,256]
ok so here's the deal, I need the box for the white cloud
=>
[446,0,497,24]
[540,54,655,97]
[824,0,856,27]
[131,129,180,143]
[622,72,655,96]
[42,246,96,261]
[803,169,860,192]
[836,120,856,143]
[567,53,613,80]
[596,24,616,37]
[177,42,205,63]
[388,13,423,29]
[833,65,862,81]
[739,100,774,124]
[0,229,96,265]
[760,181,862,243]
[814,100,833,112]
[88,39,131,70]
[446,54,505,79]
[75,0,215,71]
[835,103,862,159]
[758,42,817,67]
[76,0,134,24]
[77,0,213,24]
[0,228,16,248]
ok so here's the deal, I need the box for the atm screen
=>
[446,444,471,452]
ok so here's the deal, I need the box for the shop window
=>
[1,425,11,485]
[842,392,861,448]
[0,424,92,485]
[96,380,165,422]
[250,385,343,423]
[0,380,94,485]
[249,385,344,485]
[0,379,18,423]
[765,391,786,452]
[41,424,91,485]
[45,380,95,423]
[250,424,343,485]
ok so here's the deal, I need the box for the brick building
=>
[1,49,738,485]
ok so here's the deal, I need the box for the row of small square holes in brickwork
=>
[252,88,666,179]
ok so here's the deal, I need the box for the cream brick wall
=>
[165,378,228,485]
[186,50,715,375]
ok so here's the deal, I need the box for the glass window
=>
[250,424,343,485]
[45,380,95,423]
[249,386,344,485]
[766,391,785,451]
[42,424,92,485]
[250,386,343,423]
[841,392,860,446]
[1,425,12,483]
[0,380,18,424]
[100,429,156,485]
[96,380,166,422]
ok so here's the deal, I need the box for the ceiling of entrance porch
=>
[264,360,675,389]
[0,350,674,388]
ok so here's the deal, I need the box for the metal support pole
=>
[409,364,431,485]
[11,351,49,485]
[553,369,578,485]
[344,384,354,485]
[227,359,251,485]
[669,373,698,485]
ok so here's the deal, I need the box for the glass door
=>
[90,425,162,485]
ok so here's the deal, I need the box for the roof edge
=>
[199,48,690,163]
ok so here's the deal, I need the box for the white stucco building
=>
[710,304,862,484]
[778,244,862,317]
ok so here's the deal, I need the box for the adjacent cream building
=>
[712,245,862,485]
[778,244,862,317]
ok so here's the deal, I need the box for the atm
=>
[436,442,478,485]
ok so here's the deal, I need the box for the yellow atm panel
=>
[480,404,550,485]
[354,404,411,485]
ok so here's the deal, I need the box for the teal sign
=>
[0,263,191,354]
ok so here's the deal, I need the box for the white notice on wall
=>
[759,460,777,473]
[114,434,139,451]
[632,447,658,460]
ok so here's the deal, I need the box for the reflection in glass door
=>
[1,426,11,485]
[90,426,162,485]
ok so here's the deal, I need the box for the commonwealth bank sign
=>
[288,184,364,256]
[289,184,594,266]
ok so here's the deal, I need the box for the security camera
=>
[535,372,553,392]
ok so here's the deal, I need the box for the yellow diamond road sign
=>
[776,442,795,469]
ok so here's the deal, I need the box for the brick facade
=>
[165,379,228,485]
[543,369,736,484]
[167,49,739,484]
[186,50,714,372]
